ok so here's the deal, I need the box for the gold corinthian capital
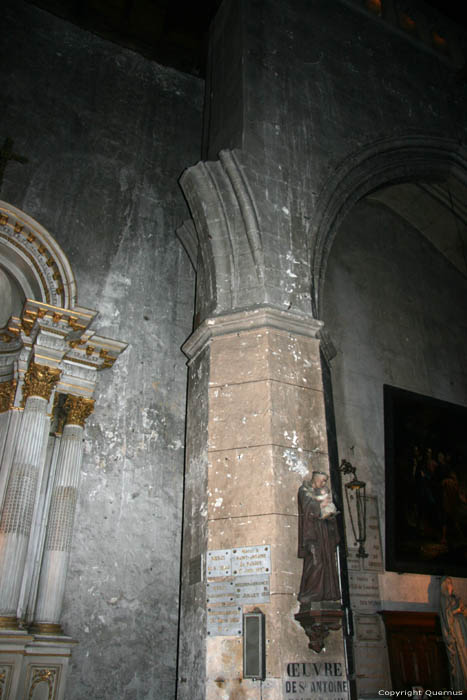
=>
[63,394,95,427]
[22,362,61,404]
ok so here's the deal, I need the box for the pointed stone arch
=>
[178,149,265,322]
[311,135,467,318]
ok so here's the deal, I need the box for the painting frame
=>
[384,385,467,577]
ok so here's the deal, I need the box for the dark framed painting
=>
[384,385,467,576]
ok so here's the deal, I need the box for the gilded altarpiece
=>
[0,202,126,699]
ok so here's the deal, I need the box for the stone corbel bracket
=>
[294,609,343,654]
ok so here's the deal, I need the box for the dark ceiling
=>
[424,0,467,28]
[27,0,466,78]
[27,0,223,77]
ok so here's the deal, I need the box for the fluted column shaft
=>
[0,395,50,623]
[34,396,94,632]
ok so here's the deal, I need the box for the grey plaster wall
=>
[1,2,202,698]
[323,197,467,600]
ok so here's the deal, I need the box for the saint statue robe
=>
[298,480,340,605]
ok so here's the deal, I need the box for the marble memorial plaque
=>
[233,574,270,604]
[355,613,383,641]
[354,642,390,690]
[362,496,384,572]
[346,547,361,571]
[284,662,349,699]
[206,579,235,604]
[349,571,380,612]
[207,604,242,636]
[206,549,232,578]
[231,545,271,576]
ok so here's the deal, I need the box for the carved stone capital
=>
[0,379,16,413]
[22,362,61,404]
[63,395,95,427]
[183,306,323,363]
[294,609,343,653]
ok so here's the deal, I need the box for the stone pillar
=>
[33,395,94,633]
[0,363,60,628]
[178,308,348,700]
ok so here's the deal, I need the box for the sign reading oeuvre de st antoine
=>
[284,661,349,700]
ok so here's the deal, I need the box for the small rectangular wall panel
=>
[206,549,232,578]
[346,548,361,571]
[207,605,242,637]
[231,545,271,576]
[362,496,384,572]
[243,612,265,680]
[355,613,383,642]
[354,642,391,696]
[349,571,381,612]
[206,579,235,604]
[233,574,270,604]
[189,554,203,584]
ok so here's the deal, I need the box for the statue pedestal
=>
[294,608,343,653]
[0,630,77,699]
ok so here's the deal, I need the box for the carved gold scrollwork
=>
[22,362,61,404]
[28,668,56,700]
[0,380,16,413]
[0,667,7,699]
[63,394,95,427]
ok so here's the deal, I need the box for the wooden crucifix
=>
[0,137,28,190]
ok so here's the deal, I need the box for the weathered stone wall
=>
[203,0,467,318]
[1,2,202,698]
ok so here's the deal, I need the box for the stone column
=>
[33,395,94,633]
[0,363,60,628]
[178,308,348,700]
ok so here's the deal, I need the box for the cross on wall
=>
[0,137,28,190]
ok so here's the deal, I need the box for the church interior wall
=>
[322,195,467,692]
[3,0,467,696]
[1,2,202,698]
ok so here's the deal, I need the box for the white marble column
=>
[0,405,22,512]
[0,363,60,628]
[33,395,94,633]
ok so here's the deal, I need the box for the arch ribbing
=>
[311,135,467,318]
